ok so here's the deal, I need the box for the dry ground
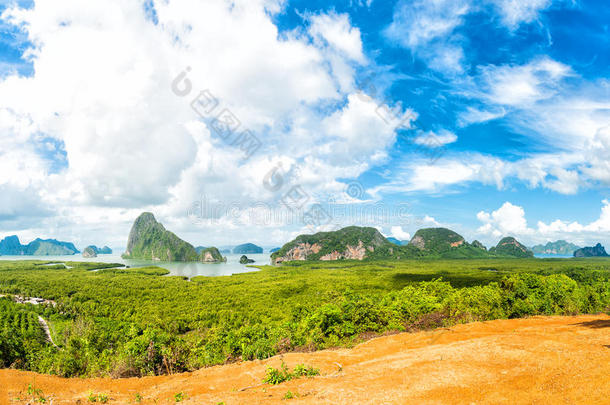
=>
[2,314,610,404]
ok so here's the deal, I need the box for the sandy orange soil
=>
[2,314,610,404]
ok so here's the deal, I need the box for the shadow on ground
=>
[574,319,610,329]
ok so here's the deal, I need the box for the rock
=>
[200,247,227,263]
[239,255,255,264]
[573,243,609,257]
[122,212,200,262]
[82,246,98,258]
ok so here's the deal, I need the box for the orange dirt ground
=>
[2,314,610,404]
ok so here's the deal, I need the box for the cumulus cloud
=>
[477,202,532,238]
[476,200,610,246]
[390,225,410,240]
[0,0,421,246]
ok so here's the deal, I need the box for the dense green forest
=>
[0,258,609,377]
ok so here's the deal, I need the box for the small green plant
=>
[135,393,143,403]
[263,361,292,384]
[263,362,320,385]
[283,390,297,400]
[292,364,319,377]
[25,383,47,403]
[174,392,186,402]
[88,391,109,403]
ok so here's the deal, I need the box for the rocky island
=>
[122,212,225,262]
[82,246,97,258]
[239,255,255,264]
[0,235,80,256]
[233,243,263,254]
[573,243,609,257]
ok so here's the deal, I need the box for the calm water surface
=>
[0,253,270,277]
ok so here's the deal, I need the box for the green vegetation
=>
[262,362,319,385]
[174,392,186,402]
[0,296,48,368]
[0,258,609,378]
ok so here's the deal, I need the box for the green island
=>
[1,257,609,377]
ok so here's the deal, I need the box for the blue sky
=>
[0,0,609,249]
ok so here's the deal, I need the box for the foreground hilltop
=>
[271,226,533,264]
[3,314,608,404]
[122,212,225,262]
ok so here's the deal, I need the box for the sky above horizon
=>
[0,0,609,251]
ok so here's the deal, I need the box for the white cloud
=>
[385,0,470,48]
[476,200,610,247]
[0,0,419,247]
[308,12,365,63]
[474,57,572,106]
[384,0,562,74]
[384,0,470,74]
[458,106,506,126]
[489,0,552,30]
[413,129,457,147]
[370,151,588,196]
[390,225,410,240]
[581,126,610,185]
[477,202,532,238]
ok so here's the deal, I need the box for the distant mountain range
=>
[386,237,408,246]
[271,226,534,264]
[531,240,581,255]
[0,235,80,256]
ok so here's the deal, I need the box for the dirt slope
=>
[2,314,610,404]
